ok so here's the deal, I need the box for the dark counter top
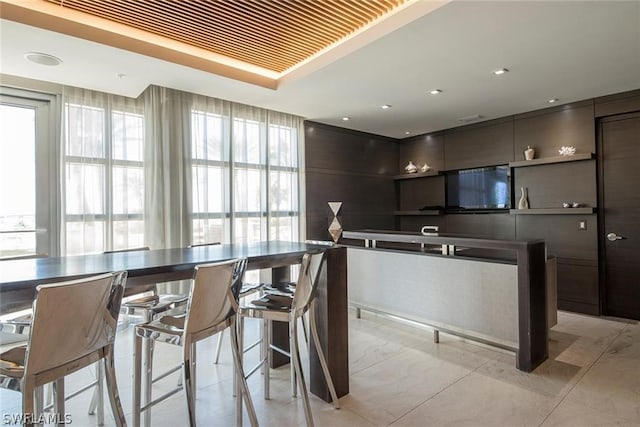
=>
[342,229,544,251]
[0,241,324,291]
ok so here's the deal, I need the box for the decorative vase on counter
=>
[404,161,418,173]
[420,163,431,173]
[524,146,535,160]
[518,187,529,209]
[327,201,343,243]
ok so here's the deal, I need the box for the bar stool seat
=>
[109,247,188,325]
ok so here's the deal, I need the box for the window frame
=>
[0,88,59,258]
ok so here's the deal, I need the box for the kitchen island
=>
[342,229,554,372]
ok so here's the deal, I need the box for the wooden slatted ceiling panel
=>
[42,0,406,73]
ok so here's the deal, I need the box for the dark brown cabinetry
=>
[306,90,639,318]
[512,102,599,314]
[395,103,600,314]
[444,119,514,170]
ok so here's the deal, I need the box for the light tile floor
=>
[1,309,639,426]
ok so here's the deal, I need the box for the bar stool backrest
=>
[24,271,127,376]
[103,247,154,296]
[291,251,326,318]
[184,259,246,336]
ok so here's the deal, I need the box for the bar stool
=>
[237,251,340,427]
[0,271,128,427]
[187,242,264,364]
[132,258,258,427]
[0,253,109,423]
[106,247,190,393]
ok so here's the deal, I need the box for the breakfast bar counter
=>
[342,229,552,372]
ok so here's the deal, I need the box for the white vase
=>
[524,146,535,160]
[404,161,417,173]
[518,187,529,209]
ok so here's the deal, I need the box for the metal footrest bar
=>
[43,379,99,411]
[244,358,266,379]
[140,386,182,412]
[269,343,291,359]
[243,339,261,353]
[151,365,181,384]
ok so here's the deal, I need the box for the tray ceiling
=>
[40,0,406,74]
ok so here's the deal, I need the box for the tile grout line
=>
[536,325,628,427]
[387,357,494,426]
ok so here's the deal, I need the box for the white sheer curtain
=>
[189,93,231,245]
[61,86,145,255]
[62,84,305,257]
[266,110,303,243]
[142,86,193,250]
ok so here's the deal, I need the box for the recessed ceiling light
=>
[547,98,559,103]
[457,114,484,123]
[429,89,442,95]
[116,73,127,79]
[381,104,392,109]
[342,117,350,121]
[492,68,509,75]
[24,52,63,66]
[405,131,411,135]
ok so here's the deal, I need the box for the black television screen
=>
[446,166,510,211]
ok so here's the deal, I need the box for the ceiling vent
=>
[457,114,483,123]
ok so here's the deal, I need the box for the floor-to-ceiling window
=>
[191,109,230,244]
[189,94,302,247]
[62,89,145,255]
[1,85,303,258]
[58,85,303,255]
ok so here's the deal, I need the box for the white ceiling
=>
[1,1,639,139]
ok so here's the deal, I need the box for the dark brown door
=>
[600,112,640,320]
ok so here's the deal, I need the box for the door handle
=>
[607,232,624,241]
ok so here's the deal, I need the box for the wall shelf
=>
[509,207,596,215]
[509,153,594,168]
[394,210,442,216]
[393,170,440,180]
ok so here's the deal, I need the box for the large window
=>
[2,85,302,258]
[191,110,229,245]
[190,107,300,246]
[62,95,144,255]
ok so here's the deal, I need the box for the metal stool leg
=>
[183,340,197,427]
[96,362,105,425]
[214,330,224,364]
[310,304,340,409]
[133,334,142,427]
[291,317,313,427]
[23,380,36,427]
[231,320,258,427]
[103,345,127,427]
[53,379,65,427]
[144,338,153,427]
[265,320,271,400]
[34,385,43,423]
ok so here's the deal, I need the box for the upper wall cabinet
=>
[304,123,398,175]
[514,101,595,159]
[444,119,514,170]
[398,133,444,173]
